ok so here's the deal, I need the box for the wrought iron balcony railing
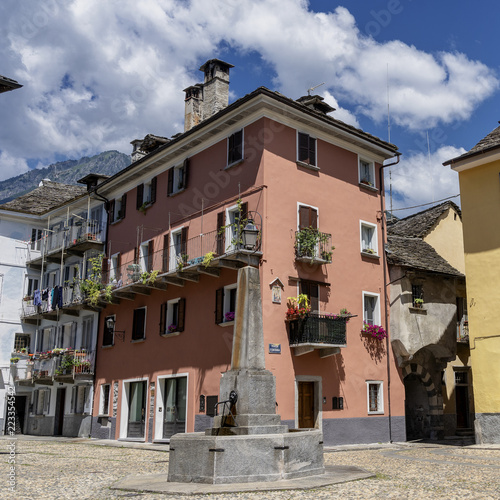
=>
[288,314,347,346]
[294,229,333,263]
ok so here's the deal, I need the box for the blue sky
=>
[1,0,499,216]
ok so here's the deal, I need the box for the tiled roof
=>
[387,201,461,239]
[386,235,463,277]
[0,180,86,215]
[443,124,500,165]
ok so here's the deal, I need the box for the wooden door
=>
[54,388,66,436]
[298,381,315,428]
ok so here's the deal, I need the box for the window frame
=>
[168,159,189,196]
[362,291,381,326]
[360,220,379,256]
[366,380,384,414]
[227,130,244,167]
[161,297,186,336]
[99,383,111,416]
[358,157,376,188]
[297,131,317,167]
[216,284,237,325]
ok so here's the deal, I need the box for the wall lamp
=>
[105,317,125,342]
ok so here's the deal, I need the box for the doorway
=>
[404,373,430,440]
[455,370,470,429]
[54,388,66,436]
[11,396,27,434]
[298,381,315,428]
[127,381,147,439]
[162,377,187,439]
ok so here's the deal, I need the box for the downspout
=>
[379,152,401,443]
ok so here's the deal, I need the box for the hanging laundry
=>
[33,289,42,306]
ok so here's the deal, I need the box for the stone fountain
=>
[167,266,325,484]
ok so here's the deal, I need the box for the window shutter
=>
[148,240,154,272]
[120,193,127,219]
[162,234,169,272]
[228,130,243,164]
[308,137,316,166]
[216,211,225,255]
[136,183,144,209]
[182,158,190,189]
[299,206,317,230]
[151,176,157,204]
[49,326,56,350]
[298,132,309,163]
[108,199,115,224]
[71,322,77,349]
[167,168,174,196]
[71,386,77,413]
[133,308,146,340]
[102,257,109,284]
[31,228,37,243]
[239,202,248,223]
[44,389,50,414]
[133,246,138,264]
[116,253,122,280]
[215,288,224,324]
[32,391,38,415]
[84,386,91,414]
[178,298,186,332]
[159,303,167,335]
[181,227,188,256]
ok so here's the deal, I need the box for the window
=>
[110,253,121,283]
[71,385,90,414]
[170,228,188,270]
[215,284,237,324]
[363,292,380,326]
[109,194,127,223]
[14,334,30,352]
[359,158,375,188]
[366,381,383,414]
[168,159,189,196]
[140,240,154,272]
[297,132,317,167]
[227,130,243,166]
[81,315,93,351]
[224,202,248,253]
[26,277,39,297]
[39,327,54,352]
[103,315,115,347]
[33,388,50,415]
[412,284,423,307]
[360,221,378,255]
[298,204,318,230]
[299,280,319,313]
[160,298,186,335]
[57,322,76,349]
[132,307,146,341]
[99,384,111,415]
[30,228,43,251]
[136,177,157,210]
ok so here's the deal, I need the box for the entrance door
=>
[13,396,27,434]
[163,377,187,439]
[298,381,315,428]
[54,388,66,436]
[455,370,470,429]
[127,381,147,438]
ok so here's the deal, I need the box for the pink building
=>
[90,60,406,445]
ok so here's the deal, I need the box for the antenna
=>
[387,63,393,220]
[307,82,325,96]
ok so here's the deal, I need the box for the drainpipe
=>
[379,152,401,443]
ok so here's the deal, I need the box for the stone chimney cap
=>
[199,59,234,72]
[296,94,335,115]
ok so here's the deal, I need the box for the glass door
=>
[127,381,146,438]
[163,377,187,439]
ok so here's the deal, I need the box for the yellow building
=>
[444,126,500,444]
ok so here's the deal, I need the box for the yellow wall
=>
[458,159,500,413]
[423,207,465,274]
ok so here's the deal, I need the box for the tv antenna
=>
[307,82,325,96]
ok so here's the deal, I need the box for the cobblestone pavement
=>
[2,438,500,499]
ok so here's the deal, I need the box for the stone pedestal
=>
[168,266,325,484]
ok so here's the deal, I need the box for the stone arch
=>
[402,363,444,440]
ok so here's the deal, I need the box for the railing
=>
[103,226,261,288]
[457,321,469,343]
[295,229,333,263]
[10,357,32,381]
[21,284,85,318]
[28,219,106,260]
[288,314,347,346]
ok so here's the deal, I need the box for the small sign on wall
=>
[269,343,281,354]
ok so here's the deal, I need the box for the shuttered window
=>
[228,130,243,165]
[132,308,146,340]
[298,132,316,166]
[298,205,318,230]
[216,211,225,255]
[160,298,186,335]
[162,234,169,272]
[299,280,319,313]
[136,183,144,209]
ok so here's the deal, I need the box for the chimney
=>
[296,95,335,115]
[183,59,234,132]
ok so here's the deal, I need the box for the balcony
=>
[21,284,86,323]
[295,229,333,264]
[26,219,106,269]
[16,350,95,385]
[105,225,262,300]
[287,313,347,357]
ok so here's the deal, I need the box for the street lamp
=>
[241,219,259,250]
[105,316,125,342]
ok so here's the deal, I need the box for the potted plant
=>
[168,323,178,333]
[10,357,20,364]
[363,248,376,255]
[413,298,424,308]
[286,294,311,320]
[362,322,387,340]
[224,311,235,323]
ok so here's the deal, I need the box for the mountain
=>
[0,151,131,204]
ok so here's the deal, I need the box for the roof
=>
[94,86,398,192]
[0,75,22,93]
[0,180,86,215]
[386,235,463,277]
[387,201,461,239]
[443,124,500,165]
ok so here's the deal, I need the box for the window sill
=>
[131,338,146,343]
[367,411,384,415]
[296,161,320,172]
[218,320,234,327]
[361,251,380,259]
[359,182,378,192]
[160,331,181,338]
[110,217,125,225]
[101,344,114,349]
[168,188,186,198]
[225,159,244,171]
[409,307,427,314]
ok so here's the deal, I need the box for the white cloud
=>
[387,145,466,216]
[0,0,497,178]
[0,151,29,182]
[322,91,360,128]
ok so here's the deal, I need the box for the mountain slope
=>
[0,151,131,204]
